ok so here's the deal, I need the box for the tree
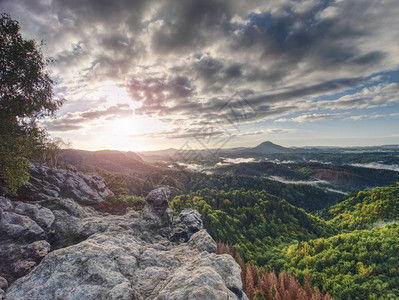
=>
[0,13,63,194]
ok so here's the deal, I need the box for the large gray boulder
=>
[0,197,53,283]
[6,231,244,300]
[169,208,204,243]
[1,166,247,300]
[0,165,111,284]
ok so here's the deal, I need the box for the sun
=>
[107,117,137,136]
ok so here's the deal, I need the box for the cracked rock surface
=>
[1,165,247,300]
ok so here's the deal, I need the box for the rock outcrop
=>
[141,187,173,225]
[22,164,112,205]
[0,196,52,284]
[1,165,247,300]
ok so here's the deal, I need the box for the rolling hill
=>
[59,149,158,174]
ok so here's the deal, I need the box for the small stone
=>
[28,240,51,259]
[0,197,13,212]
[188,230,217,253]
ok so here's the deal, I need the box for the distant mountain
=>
[251,141,290,154]
[139,141,292,162]
[138,148,178,162]
[221,141,291,157]
[59,149,158,173]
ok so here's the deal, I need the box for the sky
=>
[1,0,399,151]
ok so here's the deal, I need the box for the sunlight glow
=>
[91,81,139,108]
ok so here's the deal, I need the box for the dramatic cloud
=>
[2,0,398,148]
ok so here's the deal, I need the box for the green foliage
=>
[95,194,145,215]
[150,169,342,211]
[0,14,62,119]
[171,189,335,264]
[0,14,63,194]
[96,168,129,198]
[217,242,333,300]
[0,133,31,194]
[283,225,399,300]
[94,168,146,214]
[171,182,399,299]
[323,183,399,230]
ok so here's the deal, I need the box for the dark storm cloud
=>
[51,0,148,28]
[225,1,387,81]
[150,0,232,54]
[130,74,364,125]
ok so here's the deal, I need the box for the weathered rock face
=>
[6,231,244,300]
[22,164,113,205]
[0,197,52,283]
[1,166,247,300]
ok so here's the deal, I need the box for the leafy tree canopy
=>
[0,13,63,194]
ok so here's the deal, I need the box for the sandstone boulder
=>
[6,231,245,300]
[1,165,247,300]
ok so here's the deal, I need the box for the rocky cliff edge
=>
[0,164,247,300]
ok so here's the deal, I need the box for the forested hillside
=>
[283,225,399,300]
[213,161,399,192]
[101,168,341,212]
[54,149,399,300]
[323,183,399,230]
[171,189,335,264]
[170,184,399,300]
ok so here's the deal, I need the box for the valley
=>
[51,141,399,300]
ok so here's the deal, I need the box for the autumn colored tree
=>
[217,242,334,300]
